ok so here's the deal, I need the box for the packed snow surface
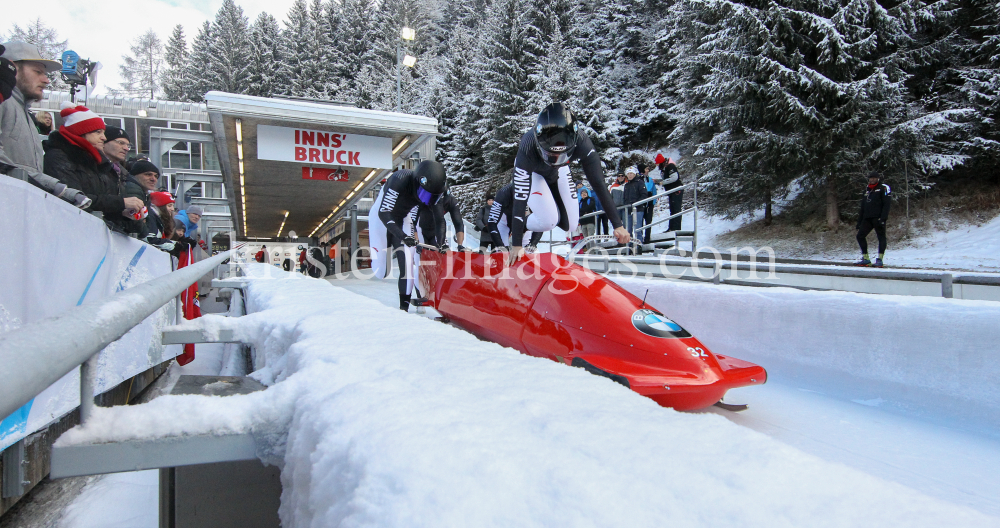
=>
[57,265,1000,527]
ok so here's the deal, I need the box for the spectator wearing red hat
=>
[148,191,176,240]
[656,154,684,232]
[44,101,145,230]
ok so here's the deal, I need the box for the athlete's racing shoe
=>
[411,297,431,307]
[872,258,884,268]
[417,250,766,411]
[854,258,872,266]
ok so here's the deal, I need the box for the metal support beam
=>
[1,439,27,498]
[51,433,259,478]
[161,328,239,345]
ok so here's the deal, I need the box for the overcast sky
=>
[4,0,298,96]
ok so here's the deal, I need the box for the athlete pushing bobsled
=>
[370,160,448,311]
[486,182,545,250]
[506,102,630,265]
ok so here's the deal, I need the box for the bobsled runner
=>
[417,249,766,411]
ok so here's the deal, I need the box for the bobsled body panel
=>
[419,250,765,410]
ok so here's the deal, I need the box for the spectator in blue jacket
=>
[640,163,657,236]
[175,205,203,239]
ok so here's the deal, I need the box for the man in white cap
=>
[0,41,60,174]
[0,42,91,208]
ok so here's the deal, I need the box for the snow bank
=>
[613,276,1000,427]
[59,265,999,527]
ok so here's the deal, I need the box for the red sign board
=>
[302,167,349,181]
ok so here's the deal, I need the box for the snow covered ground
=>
[52,266,1000,526]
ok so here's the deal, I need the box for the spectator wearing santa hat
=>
[147,191,176,239]
[44,101,145,230]
[655,153,684,232]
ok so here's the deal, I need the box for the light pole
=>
[397,27,416,113]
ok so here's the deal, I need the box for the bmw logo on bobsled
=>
[631,309,691,339]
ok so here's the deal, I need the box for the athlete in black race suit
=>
[508,103,629,264]
[370,161,448,310]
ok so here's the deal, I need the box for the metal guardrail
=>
[570,253,1000,300]
[0,248,239,422]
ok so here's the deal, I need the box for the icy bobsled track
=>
[54,263,1000,526]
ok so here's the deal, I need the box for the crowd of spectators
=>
[0,40,206,261]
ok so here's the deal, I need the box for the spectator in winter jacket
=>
[656,153,683,232]
[255,245,267,263]
[147,191,176,241]
[640,164,657,232]
[175,206,203,239]
[103,127,132,185]
[622,166,649,242]
[172,221,186,239]
[579,189,597,238]
[43,102,145,230]
[856,172,892,267]
[0,43,91,208]
[34,111,52,135]
[0,42,56,174]
[476,195,495,251]
[608,174,626,232]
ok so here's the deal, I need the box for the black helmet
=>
[415,160,446,204]
[534,103,579,167]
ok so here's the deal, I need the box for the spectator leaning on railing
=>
[43,101,144,228]
[0,42,90,208]
[103,126,132,186]
[175,206,203,239]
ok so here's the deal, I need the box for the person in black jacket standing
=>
[856,172,891,267]
[622,166,649,242]
[657,154,684,232]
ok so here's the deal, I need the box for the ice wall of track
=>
[614,276,1000,427]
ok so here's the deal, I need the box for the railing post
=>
[941,273,954,298]
[79,354,97,423]
[350,206,359,272]
[692,175,698,252]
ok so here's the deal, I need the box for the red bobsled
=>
[418,250,766,411]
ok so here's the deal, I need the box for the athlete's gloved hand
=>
[402,236,416,247]
[198,239,209,251]
[157,241,177,252]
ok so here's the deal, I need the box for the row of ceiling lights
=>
[235,118,248,236]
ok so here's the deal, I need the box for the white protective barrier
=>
[0,177,177,451]
[613,276,1000,428]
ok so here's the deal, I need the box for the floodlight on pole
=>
[397,27,417,112]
